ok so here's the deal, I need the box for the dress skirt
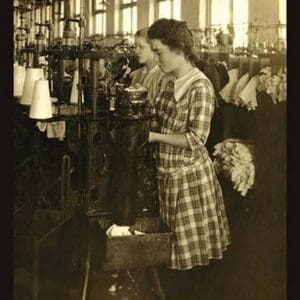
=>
[158,158,231,270]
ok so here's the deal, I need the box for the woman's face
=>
[134,36,154,64]
[149,39,184,73]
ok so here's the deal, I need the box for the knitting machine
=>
[14,3,160,298]
[14,32,159,300]
[14,1,158,224]
[73,49,158,223]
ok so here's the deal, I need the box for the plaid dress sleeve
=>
[186,80,215,151]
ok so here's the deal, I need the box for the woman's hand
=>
[134,83,143,89]
[148,131,190,148]
[149,131,156,143]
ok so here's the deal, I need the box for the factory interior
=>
[13,0,286,299]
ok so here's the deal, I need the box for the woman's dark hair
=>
[135,27,149,39]
[148,18,199,64]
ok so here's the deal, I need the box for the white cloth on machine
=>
[36,121,66,141]
[105,223,146,237]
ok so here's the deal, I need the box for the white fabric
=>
[46,121,66,141]
[36,121,66,140]
[232,72,249,104]
[106,224,131,237]
[105,224,146,237]
[239,75,259,111]
[36,121,47,132]
[219,68,239,103]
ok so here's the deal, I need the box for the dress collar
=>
[173,67,206,102]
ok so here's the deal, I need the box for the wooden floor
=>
[14,192,286,300]
[14,170,286,300]
[15,228,286,300]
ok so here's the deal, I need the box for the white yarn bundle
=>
[213,138,255,196]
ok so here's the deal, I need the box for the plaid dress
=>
[154,68,231,270]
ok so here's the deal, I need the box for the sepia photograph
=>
[13,0,286,299]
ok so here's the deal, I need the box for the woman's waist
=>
[157,157,203,176]
[158,144,207,164]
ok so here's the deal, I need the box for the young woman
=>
[130,27,164,105]
[148,19,231,271]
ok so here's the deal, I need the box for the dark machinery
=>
[14,43,159,299]
[14,0,157,220]
[13,2,160,299]
[30,27,158,220]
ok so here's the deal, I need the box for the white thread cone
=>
[20,68,44,105]
[29,79,53,119]
[14,65,26,97]
[70,70,85,104]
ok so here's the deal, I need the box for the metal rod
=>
[78,57,84,115]
[79,0,85,47]
[90,59,99,119]
[152,267,166,300]
[81,238,91,300]
[60,155,71,211]
[38,214,71,244]
[58,56,64,106]
[38,167,75,197]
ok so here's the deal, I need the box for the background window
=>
[121,0,137,34]
[232,0,249,47]
[45,5,51,22]
[199,0,206,29]
[158,0,171,18]
[278,0,286,40]
[58,0,65,38]
[35,7,41,24]
[95,0,107,10]
[93,0,107,35]
[59,0,64,19]
[211,0,230,31]
[157,0,181,20]
[173,0,181,20]
[95,13,106,35]
[210,0,249,48]
[122,0,134,4]
[59,20,64,38]
[74,0,81,17]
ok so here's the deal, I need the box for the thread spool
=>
[14,65,26,97]
[29,79,53,119]
[20,68,44,105]
[70,70,84,104]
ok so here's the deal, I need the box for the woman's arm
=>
[149,80,215,150]
[149,131,189,148]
